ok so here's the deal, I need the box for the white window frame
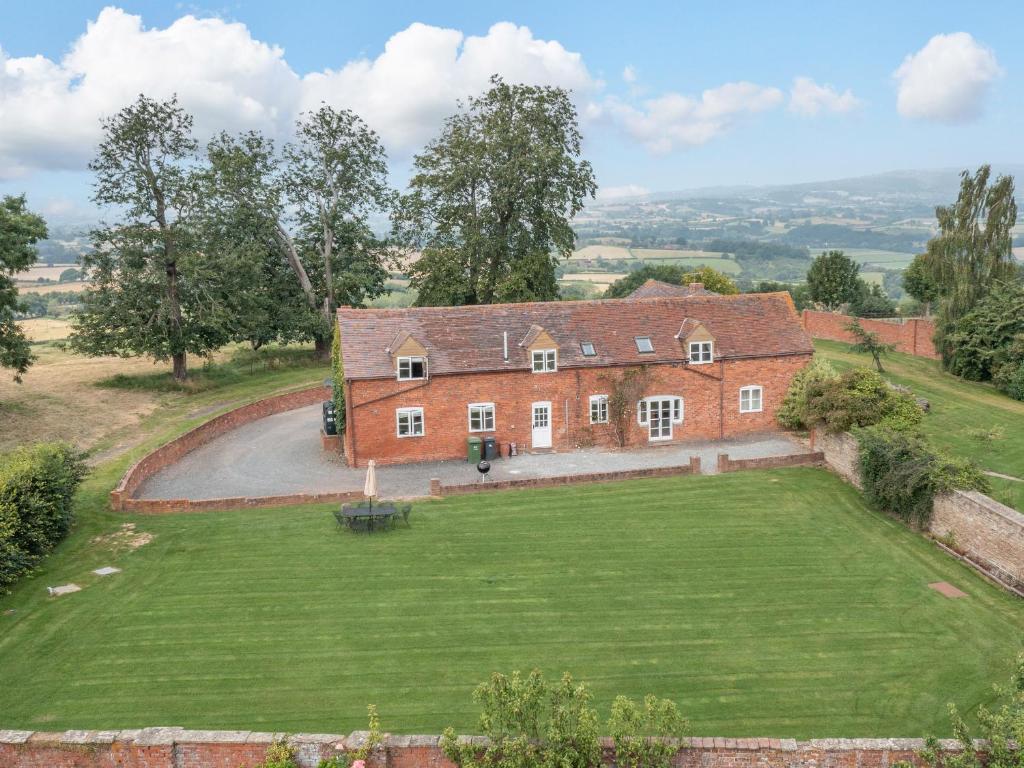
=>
[396,407,425,438]
[532,348,557,373]
[397,356,427,381]
[468,402,496,432]
[739,385,763,414]
[688,341,713,365]
[589,394,609,424]
[636,396,684,425]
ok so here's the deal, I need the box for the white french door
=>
[648,398,673,441]
[531,401,552,448]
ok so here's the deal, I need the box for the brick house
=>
[336,292,813,467]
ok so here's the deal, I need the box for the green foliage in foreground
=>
[783,366,923,434]
[0,442,86,592]
[1,468,1022,736]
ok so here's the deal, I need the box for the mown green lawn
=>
[1,468,1021,737]
[815,339,1024,511]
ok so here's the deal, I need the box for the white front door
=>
[531,401,552,448]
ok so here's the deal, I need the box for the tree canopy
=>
[806,250,862,310]
[603,264,737,298]
[0,195,47,382]
[396,76,596,306]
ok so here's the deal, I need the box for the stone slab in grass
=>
[93,566,121,576]
[929,581,968,598]
[46,583,81,596]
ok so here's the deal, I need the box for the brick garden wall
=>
[814,428,1024,591]
[801,310,939,360]
[345,355,812,467]
[0,728,970,768]
[110,385,332,513]
[716,451,824,473]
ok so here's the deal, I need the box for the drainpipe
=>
[719,358,725,440]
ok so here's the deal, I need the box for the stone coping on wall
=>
[0,727,978,768]
[109,384,332,512]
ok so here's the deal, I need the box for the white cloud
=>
[893,32,1001,123]
[603,82,783,154]
[622,65,637,84]
[0,11,595,178]
[597,184,648,200]
[789,77,861,116]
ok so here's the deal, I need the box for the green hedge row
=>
[0,442,86,593]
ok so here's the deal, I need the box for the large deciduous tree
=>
[922,165,1018,365]
[396,76,597,306]
[0,196,47,382]
[72,95,230,381]
[806,250,862,310]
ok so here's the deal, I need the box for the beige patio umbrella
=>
[363,459,378,510]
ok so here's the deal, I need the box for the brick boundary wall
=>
[801,310,940,360]
[110,385,332,513]
[0,728,978,768]
[813,429,1024,591]
[716,451,824,473]
[433,456,703,496]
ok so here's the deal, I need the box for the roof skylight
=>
[635,336,654,353]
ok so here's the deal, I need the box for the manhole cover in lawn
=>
[929,581,967,598]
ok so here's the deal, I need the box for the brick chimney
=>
[688,282,704,292]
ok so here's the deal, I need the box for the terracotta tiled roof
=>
[628,279,718,299]
[337,293,812,380]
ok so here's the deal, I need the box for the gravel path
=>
[136,404,812,501]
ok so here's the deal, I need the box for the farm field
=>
[815,340,1024,510]
[841,248,916,269]
[569,244,634,260]
[0,468,1021,736]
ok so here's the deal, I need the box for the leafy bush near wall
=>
[856,425,988,526]
[777,357,838,429]
[441,670,689,768]
[797,367,923,434]
[0,442,86,592]
[331,326,346,434]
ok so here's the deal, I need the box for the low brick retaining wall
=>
[716,451,824,473]
[814,429,1024,591]
[431,455,703,496]
[110,385,332,513]
[121,490,364,514]
[0,728,972,768]
[802,310,939,360]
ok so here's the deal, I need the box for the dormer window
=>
[532,349,557,373]
[397,356,426,380]
[635,336,654,354]
[580,342,596,357]
[689,341,713,364]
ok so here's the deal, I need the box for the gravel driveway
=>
[135,403,812,501]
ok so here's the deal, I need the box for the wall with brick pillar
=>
[801,310,939,360]
[0,728,977,768]
[716,451,824,473]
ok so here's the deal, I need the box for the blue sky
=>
[1,1,1020,221]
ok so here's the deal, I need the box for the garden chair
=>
[400,504,412,527]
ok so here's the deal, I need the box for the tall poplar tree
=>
[396,76,597,306]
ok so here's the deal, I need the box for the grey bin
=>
[483,436,498,460]
[467,436,483,463]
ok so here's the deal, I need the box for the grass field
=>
[0,468,1021,736]
[570,244,634,260]
[841,249,916,269]
[815,340,1024,510]
[18,317,73,341]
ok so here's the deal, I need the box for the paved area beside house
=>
[135,403,813,501]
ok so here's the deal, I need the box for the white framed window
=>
[468,402,496,432]
[396,407,424,437]
[397,356,427,380]
[637,396,683,425]
[589,395,609,424]
[740,385,763,413]
[532,349,557,373]
[688,341,713,364]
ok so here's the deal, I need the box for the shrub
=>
[0,442,86,593]
[441,670,600,768]
[804,368,923,434]
[776,357,838,430]
[331,326,346,433]
[608,695,689,768]
[856,426,988,526]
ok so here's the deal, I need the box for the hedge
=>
[0,442,86,593]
